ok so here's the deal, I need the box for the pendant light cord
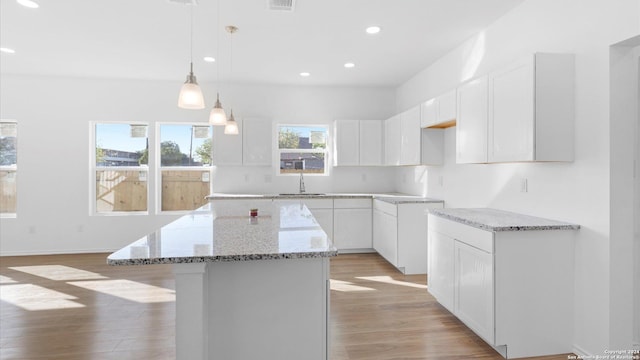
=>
[189,4,194,73]
[216,0,220,89]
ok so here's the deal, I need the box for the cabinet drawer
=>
[302,199,334,209]
[428,214,493,253]
[334,198,372,209]
[373,199,397,216]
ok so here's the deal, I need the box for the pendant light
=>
[178,5,205,109]
[224,109,239,135]
[223,25,239,135]
[209,0,227,125]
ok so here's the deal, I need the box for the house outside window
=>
[93,123,149,214]
[0,121,17,217]
[277,125,329,176]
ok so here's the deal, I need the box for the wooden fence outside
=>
[96,169,210,212]
[0,170,17,213]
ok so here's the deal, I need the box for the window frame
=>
[90,121,151,216]
[155,122,213,215]
[0,120,18,218]
[274,124,331,177]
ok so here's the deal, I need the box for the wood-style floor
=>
[0,253,572,360]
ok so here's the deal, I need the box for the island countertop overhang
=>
[107,200,337,266]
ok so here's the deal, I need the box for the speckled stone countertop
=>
[374,196,444,205]
[107,201,337,265]
[429,208,580,232]
[206,193,443,204]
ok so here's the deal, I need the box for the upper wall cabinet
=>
[385,115,402,166]
[456,76,489,164]
[213,118,271,166]
[400,106,422,166]
[333,120,383,166]
[421,89,457,128]
[488,53,575,162]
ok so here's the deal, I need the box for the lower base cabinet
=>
[333,199,373,251]
[427,214,575,359]
[373,200,443,274]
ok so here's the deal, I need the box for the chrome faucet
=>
[299,168,306,193]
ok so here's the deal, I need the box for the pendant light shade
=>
[224,109,239,135]
[209,93,228,125]
[178,6,204,110]
[178,63,205,109]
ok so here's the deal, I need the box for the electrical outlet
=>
[264,174,272,183]
[521,178,528,193]
[361,173,367,182]
[438,175,444,186]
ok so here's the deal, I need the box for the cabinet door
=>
[213,117,243,165]
[243,118,272,166]
[437,89,457,123]
[373,209,398,266]
[359,121,383,166]
[384,115,401,166]
[488,56,534,162]
[308,208,333,240]
[333,208,372,250]
[400,106,421,166]
[454,241,495,345]
[427,230,455,312]
[420,98,438,128]
[456,76,488,164]
[333,120,360,166]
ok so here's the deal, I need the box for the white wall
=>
[394,0,639,355]
[0,75,396,255]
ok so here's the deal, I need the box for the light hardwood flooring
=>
[0,253,572,360]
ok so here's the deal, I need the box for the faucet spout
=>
[299,170,306,194]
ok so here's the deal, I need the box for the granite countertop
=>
[107,201,337,266]
[429,208,580,232]
[373,196,444,205]
[206,193,443,204]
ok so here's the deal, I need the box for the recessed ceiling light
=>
[16,0,39,9]
[344,62,355,68]
[299,72,310,77]
[365,26,381,34]
[0,47,16,54]
[203,56,216,62]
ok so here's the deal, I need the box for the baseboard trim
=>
[572,344,593,358]
[0,248,117,257]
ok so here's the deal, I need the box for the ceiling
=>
[0,0,525,87]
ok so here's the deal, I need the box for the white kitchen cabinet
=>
[454,240,494,344]
[421,89,457,128]
[333,120,383,166]
[488,53,574,162]
[456,75,488,164]
[243,118,272,166]
[400,106,421,166]
[333,199,372,252]
[426,229,454,312]
[213,117,244,165]
[373,199,443,274]
[302,199,333,240]
[213,117,272,166]
[359,121,383,166]
[333,120,360,166]
[373,205,397,265]
[384,115,401,166]
[427,213,576,358]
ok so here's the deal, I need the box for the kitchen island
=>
[108,200,337,360]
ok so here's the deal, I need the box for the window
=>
[0,121,17,216]
[277,125,329,175]
[158,124,212,212]
[93,123,148,214]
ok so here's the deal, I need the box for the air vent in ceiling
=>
[167,0,198,5]
[268,0,295,11]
